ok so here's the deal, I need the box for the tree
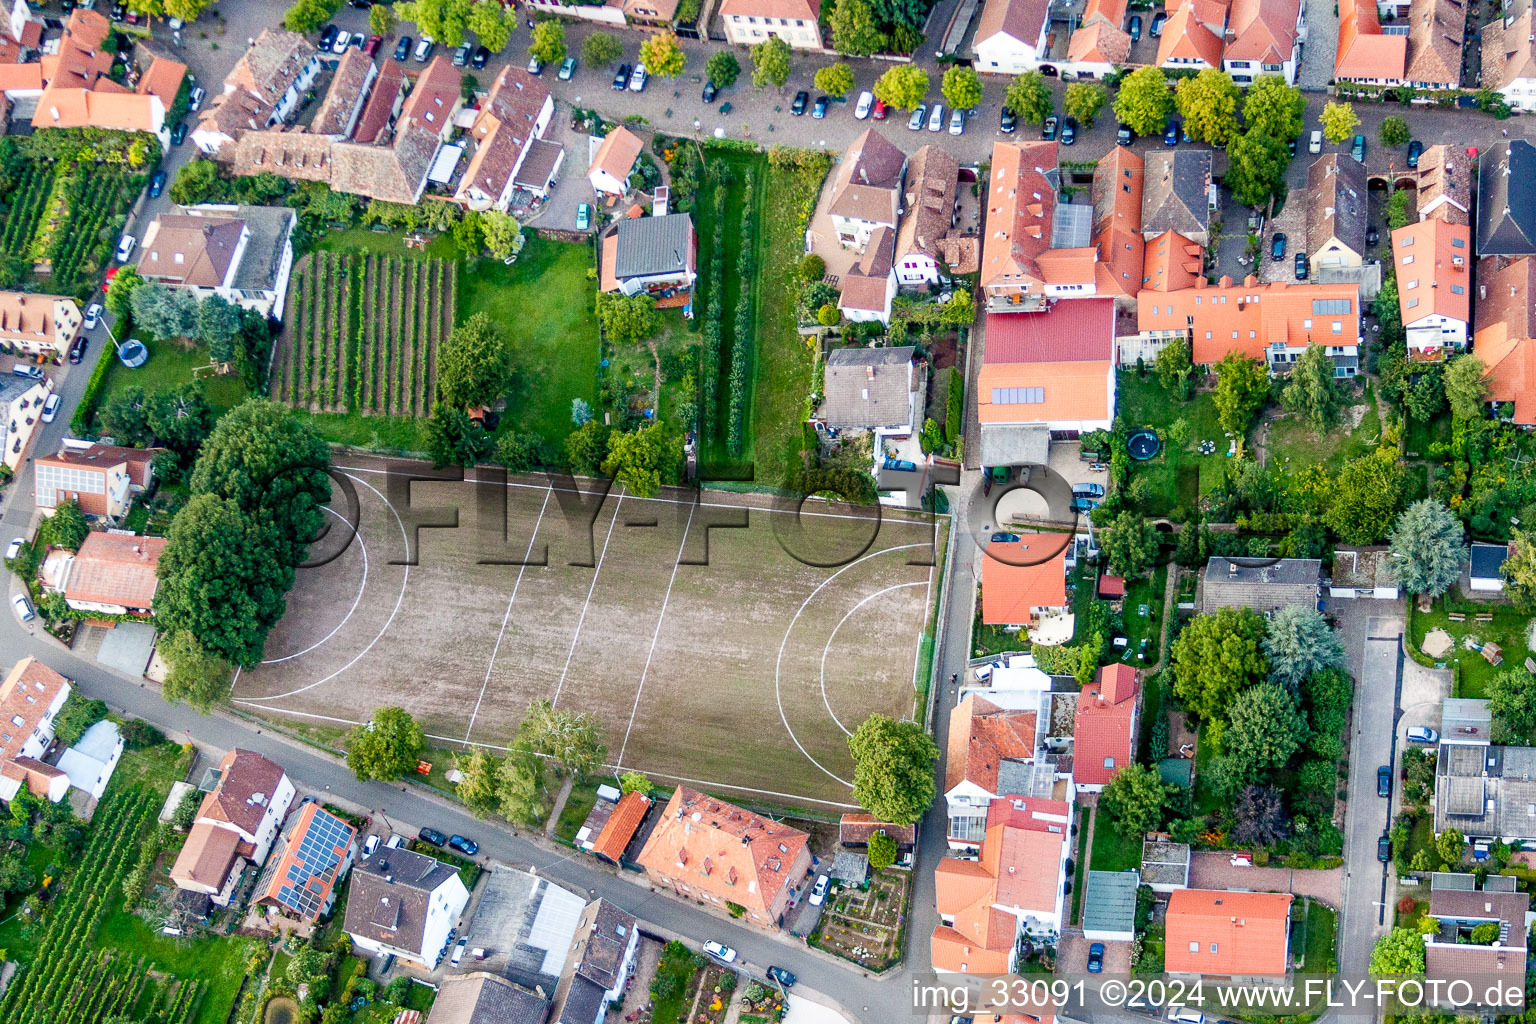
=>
[814,63,856,99]
[706,51,740,88]
[368,2,396,34]
[1443,354,1488,421]
[1005,71,1052,123]
[602,424,674,499]
[1100,764,1172,836]
[468,0,511,52]
[1224,131,1290,207]
[1113,67,1174,137]
[582,31,623,67]
[1231,785,1289,846]
[1387,499,1465,597]
[863,830,899,870]
[1220,683,1308,788]
[830,0,884,56]
[49,498,88,550]
[1385,189,1412,230]
[396,0,476,46]
[528,19,565,65]
[639,31,686,78]
[1064,82,1107,129]
[517,699,607,779]
[494,430,553,473]
[1327,448,1406,545]
[284,0,341,32]
[797,253,826,283]
[1241,74,1306,142]
[941,66,982,111]
[1281,344,1345,431]
[164,0,213,19]
[496,748,549,825]
[596,292,661,346]
[426,403,492,467]
[197,295,243,362]
[750,36,792,89]
[480,210,521,260]
[565,420,609,477]
[620,771,654,797]
[131,283,198,339]
[1100,511,1160,577]
[1503,528,1536,611]
[1370,928,1426,974]
[817,304,841,326]
[1379,114,1411,147]
[1213,351,1270,436]
[1436,827,1465,865]
[847,714,940,825]
[346,707,426,781]
[1262,606,1343,690]
[1170,608,1269,721]
[1469,922,1501,945]
[158,629,235,711]
[1155,334,1193,396]
[104,266,143,322]
[1488,669,1536,735]
[1321,101,1359,144]
[873,64,928,111]
[1175,69,1241,145]
[437,312,514,409]
[1406,363,1445,423]
[287,946,331,986]
[454,746,503,818]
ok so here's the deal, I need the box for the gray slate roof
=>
[343,847,458,955]
[1436,743,1536,839]
[613,213,693,279]
[1478,140,1536,257]
[1470,542,1509,582]
[431,972,548,1024]
[219,204,296,296]
[1306,154,1367,259]
[1200,557,1320,614]
[820,345,916,430]
[1142,151,1212,239]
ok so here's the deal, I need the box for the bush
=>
[120,719,166,749]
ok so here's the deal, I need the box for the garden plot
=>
[808,868,909,970]
[0,157,142,291]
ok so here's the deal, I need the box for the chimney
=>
[1228,561,1238,577]
[866,365,875,380]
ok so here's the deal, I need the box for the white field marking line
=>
[819,581,929,737]
[259,504,369,665]
[237,472,412,703]
[774,542,932,788]
[549,488,625,708]
[615,498,697,768]
[334,464,940,525]
[911,554,935,697]
[461,486,552,744]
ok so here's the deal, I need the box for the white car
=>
[331,31,349,54]
[948,107,965,135]
[115,234,136,262]
[12,594,33,622]
[362,834,380,859]
[450,938,468,965]
[4,537,21,561]
[41,393,60,423]
[188,84,205,111]
[854,90,873,119]
[927,103,944,132]
[1406,725,1439,743]
[1167,1007,1205,1024]
[809,873,830,906]
[385,834,403,848]
[628,62,647,92]
[83,302,101,329]
[702,941,737,963]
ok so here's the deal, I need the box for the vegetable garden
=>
[0,157,144,292]
[271,251,457,417]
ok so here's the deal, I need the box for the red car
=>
[871,99,888,120]
[102,266,119,294]
[364,34,382,55]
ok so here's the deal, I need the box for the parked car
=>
[40,393,59,424]
[1406,725,1439,743]
[1071,496,1098,512]
[109,1,124,20]
[766,966,797,988]
[1072,483,1105,498]
[1042,115,1058,140]
[703,941,738,963]
[69,336,88,364]
[170,121,187,145]
[414,37,435,62]
[365,35,383,56]
[702,79,717,102]
[331,30,350,54]
[949,107,965,135]
[1295,252,1309,280]
[1129,14,1142,38]
[1309,130,1323,153]
[477,46,494,70]
[990,532,1022,544]
[453,43,471,67]
[447,834,478,856]
[908,104,926,130]
[1287,137,1297,156]
[1407,139,1423,168]
[1366,226,1379,247]
[812,95,829,119]
[871,98,888,119]
[3,537,20,561]
[149,170,166,197]
[188,85,205,111]
[1151,10,1167,34]
[1167,1008,1204,1024]
[792,90,809,115]
[318,24,339,49]
[855,90,873,119]
[10,364,43,382]
[612,63,631,90]
[809,873,830,905]
[528,53,544,75]
[1000,106,1017,133]
[362,834,380,859]
[1060,116,1077,145]
[927,103,944,131]
[12,594,34,622]
[418,827,447,847]
[1378,833,1392,862]
[1117,123,1133,145]
[394,35,413,61]
[1378,765,1392,797]
[1351,134,1366,161]
[1164,120,1179,145]
[576,203,591,231]
[115,234,136,262]
[1087,942,1105,973]
[385,834,403,849]
[1271,232,1287,260]
[628,63,648,92]
[450,938,468,965]
[349,32,365,49]
[84,302,102,330]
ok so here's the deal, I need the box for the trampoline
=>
[118,339,148,368]
[1127,429,1161,460]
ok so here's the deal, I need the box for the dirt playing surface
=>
[232,457,945,807]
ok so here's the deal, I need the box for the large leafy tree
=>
[1213,351,1269,436]
[1100,763,1172,836]
[1326,448,1406,545]
[1218,683,1308,789]
[596,293,661,347]
[1225,131,1290,207]
[750,36,792,89]
[1321,100,1359,144]
[347,707,427,782]
[518,699,607,779]
[1113,67,1174,137]
[1280,344,1344,431]
[437,312,515,409]
[639,31,686,78]
[1170,608,1269,721]
[873,65,928,110]
[480,211,521,260]
[158,629,234,711]
[1443,354,1488,421]
[454,746,503,818]
[1304,666,1353,760]
[1488,668,1536,736]
[1387,499,1465,597]
[130,283,198,339]
[396,0,476,46]
[1263,607,1343,690]
[941,66,982,110]
[1502,527,1536,611]
[1231,785,1289,846]
[1005,71,1052,124]
[497,748,550,825]
[368,3,396,34]
[528,20,565,65]
[105,266,143,322]
[468,0,511,52]
[582,32,623,67]
[198,295,243,362]
[831,0,884,56]
[426,403,492,468]
[1155,334,1193,397]
[48,498,89,550]
[283,0,341,32]
[1379,115,1411,147]
[706,51,740,88]
[1241,74,1306,141]
[602,424,676,499]
[566,420,610,477]
[1370,927,1426,974]
[1175,69,1241,145]
[848,714,939,826]
[1099,511,1160,578]
[1064,82,1107,128]
[815,63,856,99]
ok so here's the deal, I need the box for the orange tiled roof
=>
[1164,889,1293,976]
[1156,2,1225,67]
[1068,19,1132,63]
[1390,218,1471,326]
[1073,665,1139,786]
[1476,325,1536,423]
[255,802,356,920]
[1137,275,1360,363]
[1142,230,1203,291]
[977,359,1112,424]
[983,797,1069,911]
[590,125,643,185]
[945,695,1038,793]
[1224,0,1300,64]
[1477,256,1536,339]
[137,56,187,107]
[1036,246,1099,285]
[1336,0,1407,81]
[978,533,1071,624]
[0,658,68,761]
[591,791,650,862]
[981,140,1059,291]
[64,532,165,609]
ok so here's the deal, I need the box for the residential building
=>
[170,748,295,905]
[454,65,557,212]
[981,140,1063,311]
[1405,0,1463,90]
[635,786,812,930]
[1423,873,1529,1005]
[828,128,906,253]
[598,212,696,299]
[1141,229,1204,293]
[1082,870,1139,942]
[1143,151,1213,246]
[816,345,924,442]
[0,373,52,474]
[0,657,71,804]
[33,442,159,518]
[311,49,376,138]
[1072,664,1139,792]
[839,814,917,851]
[838,225,898,324]
[1473,257,1536,421]
[1469,542,1509,591]
[55,720,122,800]
[1088,147,1145,307]
[548,899,639,1024]
[352,58,406,145]
[1483,8,1536,111]
[1066,0,1131,78]
[1223,0,1304,83]
[979,534,1071,627]
[344,847,470,965]
[1441,697,1493,746]
[1156,0,1228,71]
[253,802,357,922]
[1335,0,1406,85]
[1327,547,1402,599]
[0,292,82,359]
[931,796,1073,972]
[589,790,650,865]
[1201,556,1321,613]
[974,0,1051,73]
[944,692,1044,847]
[1164,889,1294,981]
[135,204,297,317]
[588,125,644,198]
[1416,145,1473,225]
[1306,154,1368,270]
[1478,141,1536,257]
[1434,730,1536,841]
[719,0,823,50]
[1390,217,1472,354]
[27,11,183,143]
[55,532,166,616]
[894,145,962,287]
[977,298,1118,442]
[194,29,320,153]
[432,973,549,1024]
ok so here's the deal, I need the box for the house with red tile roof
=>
[453,65,556,212]
[828,128,906,254]
[944,693,1045,848]
[1222,0,1304,83]
[974,0,1052,74]
[978,299,1118,436]
[1335,0,1407,85]
[636,786,812,929]
[23,11,182,144]
[170,748,295,905]
[0,658,72,804]
[839,225,898,324]
[839,813,917,849]
[931,796,1073,972]
[1164,889,1293,981]
[590,790,650,864]
[979,533,1071,627]
[1141,230,1204,293]
[59,532,166,616]
[1090,146,1144,307]
[1072,665,1140,792]
[1483,7,1536,111]
[1157,0,1228,70]
[1473,257,1536,423]
[719,0,823,50]
[34,442,162,519]
[1066,0,1130,77]
[254,802,356,921]
[1391,217,1472,356]
[588,125,644,198]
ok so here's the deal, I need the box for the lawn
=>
[289,409,430,455]
[1405,409,1452,459]
[114,737,194,796]
[1119,564,1167,668]
[1409,593,1529,698]
[94,908,258,1024]
[1069,807,1091,926]
[1193,725,1221,815]
[554,780,602,843]
[1114,371,1225,516]
[92,335,249,426]
[972,601,1024,658]
[1263,385,1384,473]
[1090,805,1143,872]
[317,227,461,261]
[1138,670,1167,761]
[650,941,703,1024]
[1301,899,1337,972]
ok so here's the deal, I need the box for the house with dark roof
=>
[136,204,297,318]
[1306,154,1368,271]
[1479,141,1536,257]
[193,29,320,153]
[1469,542,1510,591]
[598,212,696,299]
[549,899,638,1024]
[453,65,556,212]
[253,802,356,921]
[0,373,52,474]
[816,345,924,438]
[432,972,549,1024]
[1423,873,1529,1005]
[0,658,71,804]
[838,225,898,324]
[839,813,917,850]
[1417,145,1473,226]
[973,0,1052,73]
[1143,151,1213,245]
[1201,557,1320,613]
[345,847,470,965]
[170,748,295,905]
[894,144,963,288]
[311,49,376,138]
[828,128,906,253]
[1405,0,1463,90]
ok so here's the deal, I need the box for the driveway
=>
[1059,930,1132,974]
[1188,852,1341,903]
